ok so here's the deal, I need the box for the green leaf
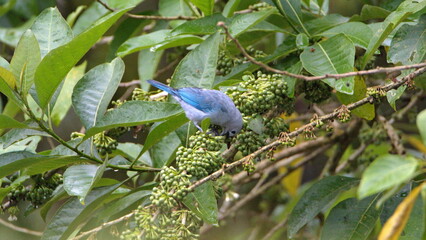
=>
[386,85,407,110]
[288,175,359,238]
[272,0,310,36]
[0,66,17,89]
[183,181,218,224]
[72,1,109,35]
[400,195,425,240]
[283,60,303,98]
[0,17,34,47]
[336,76,375,120]
[51,62,87,126]
[321,195,383,240]
[296,33,309,49]
[72,58,124,129]
[116,142,151,166]
[171,13,226,36]
[0,114,28,129]
[305,14,348,35]
[0,122,48,148]
[350,5,391,21]
[319,22,373,49]
[85,101,183,139]
[417,110,426,146]
[300,34,355,94]
[107,15,149,60]
[41,184,122,240]
[222,0,241,17]
[159,0,192,18]
[40,187,68,221]
[140,113,188,158]
[149,131,181,168]
[190,0,214,15]
[361,0,426,69]
[0,67,23,107]
[358,155,418,199]
[10,29,41,95]
[0,151,84,178]
[388,15,426,65]
[63,163,107,204]
[138,49,164,91]
[30,7,73,58]
[117,29,171,57]
[150,35,204,52]
[0,0,16,16]
[229,8,276,37]
[95,183,154,221]
[171,32,220,88]
[34,8,129,108]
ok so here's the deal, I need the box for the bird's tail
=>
[147,80,176,95]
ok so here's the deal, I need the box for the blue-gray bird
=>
[147,80,243,137]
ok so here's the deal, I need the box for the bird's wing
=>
[177,88,219,113]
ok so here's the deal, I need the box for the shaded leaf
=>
[10,29,41,95]
[336,75,375,120]
[116,142,151,166]
[379,182,426,240]
[386,85,407,110]
[72,58,124,129]
[321,195,383,240]
[140,113,188,158]
[222,0,241,17]
[63,163,107,204]
[85,101,183,139]
[388,15,426,65]
[51,62,87,125]
[319,22,373,49]
[34,8,129,108]
[117,30,171,57]
[288,176,359,238]
[305,14,348,35]
[149,131,181,168]
[30,7,73,58]
[138,49,164,91]
[41,184,123,240]
[190,0,214,15]
[300,34,355,94]
[229,8,276,37]
[361,0,426,68]
[171,13,226,36]
[150,35,204,52]
[358,155,418,199]
[0,114,28,129]
[183,181,218,224]
[417,109,426,145]
[171,32,220,88]
[272,0,309,35]
[0,151,84,178]
[0,121,48,148]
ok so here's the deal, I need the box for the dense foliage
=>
[0,0,425,239]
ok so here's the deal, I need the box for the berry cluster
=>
[93,131,118,155]
[235,129,265,156]
[176,132,225,178]
[6,173,62,208]
[217,47,266,76]
[122,207,202,240]
[150,167,192,210]
[264,117,289,137]
[301,80,332,103]
[227,72,293,116]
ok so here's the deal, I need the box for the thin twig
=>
[335,142,367,173]
[189,66,426,192]
[73,212,135,240]
[119,80,141,88]
[378,115,405,155]
[97,0,196,20]
[261,218,287,240]
[218,22,426,81]
[0,218,42,237]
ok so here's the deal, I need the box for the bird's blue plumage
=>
[147,80,243,136]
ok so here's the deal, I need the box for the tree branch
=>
[217,22,426,81]
[189,66,426,192]
[0,218,42,237]
[96,0,196,20]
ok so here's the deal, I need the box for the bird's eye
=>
[230,130,236,135]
